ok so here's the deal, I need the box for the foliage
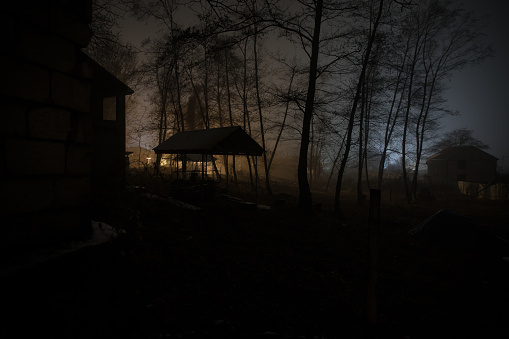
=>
[429,128,490,154]
[85,0,149,150]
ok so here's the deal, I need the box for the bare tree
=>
[429,128,490,154]
[376,24,411,189]
[334,0,386,215]
[207,0,354,213]
[397,0,492,203]
[252,21,272,194]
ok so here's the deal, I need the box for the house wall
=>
[427,159,449,184]
[0,1,95,250]
[464,159,497,183]
[91,95,127,208]
[448,158,497,183]
[428,158,497,185]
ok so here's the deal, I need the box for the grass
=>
[4,178,509,338]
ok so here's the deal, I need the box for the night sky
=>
[118,0,509,173]
[445,0,509,172]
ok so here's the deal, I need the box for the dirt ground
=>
[3,181,509,338]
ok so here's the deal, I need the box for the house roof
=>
[426,146,498,163]
[153,126,264,156]
[79,51,134,96]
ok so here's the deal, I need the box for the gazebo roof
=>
[153,126,264,156]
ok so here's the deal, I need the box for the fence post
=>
[367,189,381,333]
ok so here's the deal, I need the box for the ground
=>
[2,181,509,338]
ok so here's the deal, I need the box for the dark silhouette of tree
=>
[120,0,493,213]
[261,0,358,213]
[204,0,338,210]
[293,0,323,213]
[397,0,492,203]
[375,18,411,189]
[334,0,386,215]
[429,128,490,153]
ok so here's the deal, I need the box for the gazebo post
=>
[182,153,186,180]
[176,153,179,180]
[201,153,205,201]
[201,154,205,182]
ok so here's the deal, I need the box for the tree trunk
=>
[253,27,271,194]
[334,0,384,215]
[225,50,238,183]
[217,62,224,128]
[154,64,170,174]
[203,45,210,129]
[187,67,207,129]
[325,132,346,193]
[401,36,423,205]
[357,80,366,206]
[364,79,372,191]
[268,68,295,174]
[174,58,184,132]
[412,69,438,201]
[297,0,323,213]
[241,39,254,187]
[376,39,409,188]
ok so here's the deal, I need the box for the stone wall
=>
[0,1,94,250]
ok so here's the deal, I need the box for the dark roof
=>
[426,146,498,163]
[153,126,264,156]
[79,51,134,96]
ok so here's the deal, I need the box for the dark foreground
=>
[2,187,509,338]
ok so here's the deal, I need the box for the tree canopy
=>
[429,128,490,154]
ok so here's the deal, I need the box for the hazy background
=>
[117,0,509,173]
[445,0,509,171]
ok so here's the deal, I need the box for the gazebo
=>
[153,126,264,184]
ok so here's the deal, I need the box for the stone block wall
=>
[0,0,94,250]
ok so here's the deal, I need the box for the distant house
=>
[426,146,498,184]
[0,1,132,251]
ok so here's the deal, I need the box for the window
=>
[103,97,116,120]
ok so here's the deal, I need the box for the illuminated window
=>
[103,97,116,120]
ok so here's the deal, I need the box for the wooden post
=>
[367,189,381,332]
[201,154,205,202]
[225,154,229,190]
[255,155,258,204]
[201,154,205,182]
